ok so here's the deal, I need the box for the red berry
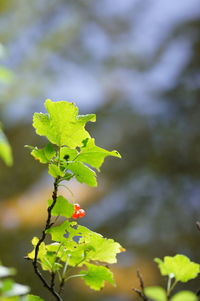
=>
[72,211,80,219]
[77,209,86,218]
[74,203,81,212]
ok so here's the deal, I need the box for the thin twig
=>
[32,176,63,301]
[133,270,149,301]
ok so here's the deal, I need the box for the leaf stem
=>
[167,278,178,299]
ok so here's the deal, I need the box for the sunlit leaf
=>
[144,286,167,301]
[80,263,115,291]
[66,161,97,186]
[27,237,46,260]
[48,163,64,177]
[155,255,200,283]
[48,196,74,218]
[33,99,96,147]
[46,221,70,242]
[77,138,121,170]
[30,143,56,163]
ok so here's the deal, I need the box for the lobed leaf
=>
[155,254,200,283]
[33,99,96,148]
[48,164,64,178]
[46,221,70,243]
[80,263,115,291]
[77,138,121,170]
[30,143,56,163]
[48,196,74,218]
[66,161,97,186]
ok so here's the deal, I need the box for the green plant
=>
[25,99,124,301]
[134,254,200,301]
[0,262,42,301]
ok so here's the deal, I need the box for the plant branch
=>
[32,176,63,301]
[133,270,149,301]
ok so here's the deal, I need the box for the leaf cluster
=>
[144,254,200,301]
[26,100,123,295]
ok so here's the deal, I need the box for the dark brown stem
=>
[133,270,149,301]
[32,177,63,301]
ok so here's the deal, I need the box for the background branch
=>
[133,270,149,301]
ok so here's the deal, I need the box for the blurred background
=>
[0,0,200,300]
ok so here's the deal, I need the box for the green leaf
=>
[30,143,56,163]
[27,237,46,260]
[80,263,115,291]
[48,196,74,218]
[170,291,198,301]
[33,99,96,147]
[66,161,97,186]
[24,295,44,301]
[65,223,124,264]
[77,138,121,170]
[144,286,167,301]
[48,164,64,177]
[155,255,200,283]
[46,222,124,267]
[0,126,13,166]
[60,147,78,161]
[46,221,70,242]
[83,235,124,264]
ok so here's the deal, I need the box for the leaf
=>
[33,99,96,147]
[46,222,124,267]
[66,224,123,264]
[170,291,198,301]
[60,147,78,161]
[46,221,70,242]
[66,161,97,186]
[144,286,167,301]
[80,263,115,291]
[83,235,123,264]
[0,126,13,166]
[25,295,44,301]
[155,255,200,283]
[77,138,121,170]
[48,164,64,178]
[30,143,56,163]
[48,196,74,218]
[27,237,46,260]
